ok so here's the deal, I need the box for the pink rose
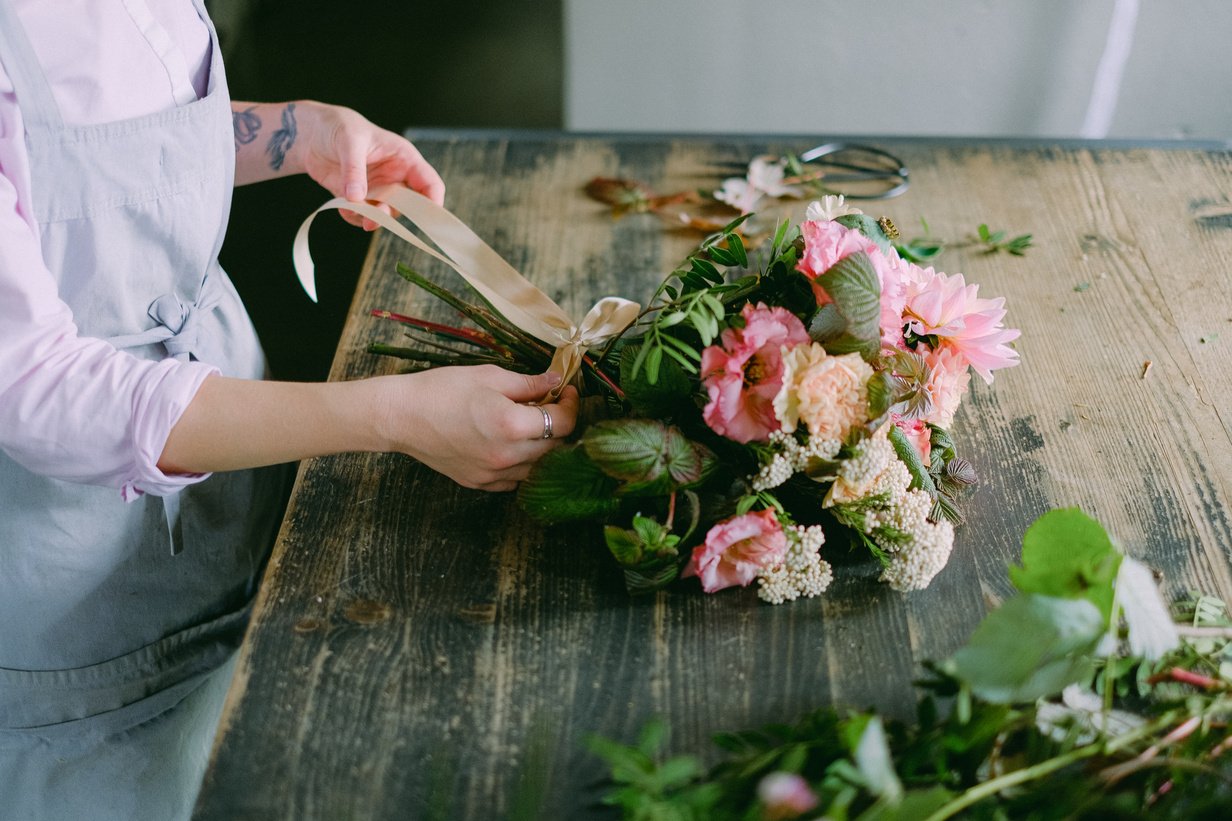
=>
[757,771,820,820]
[701,303,809,444]
[683,509,787,593]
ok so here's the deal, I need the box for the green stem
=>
[924,706,1202,821]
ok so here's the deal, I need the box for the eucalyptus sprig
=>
[626,215,754,384]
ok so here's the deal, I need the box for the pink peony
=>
[796,219,907,350]
[683,509,787,593]
[701,303,809,443]
[900,264,1020,383]
[757,772,820,820]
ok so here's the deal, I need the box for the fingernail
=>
[345,183,364,201]
[544,372,562,386]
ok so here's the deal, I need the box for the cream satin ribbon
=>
[293,184,640,398]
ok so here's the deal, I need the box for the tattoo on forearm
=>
[265,103,297,171]
[232,106,260,152]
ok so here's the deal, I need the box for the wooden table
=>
[194,131,1232,819]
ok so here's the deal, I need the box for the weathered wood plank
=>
[196,135,1232,820]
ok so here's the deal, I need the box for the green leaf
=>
[888,424,937,494]
[622,343,693,419]
[950,594,1105,703]
[623,561,680,594]
[645,344,663,385]
[690,258,722,283]
[867,371,895,419]
[813,251,882,361]
[518,445,619,523]
[583,420,715,494]
[1008,507,1123,622]
[835,214,895,255]
[604,525,645,566]
[855,787,954,820]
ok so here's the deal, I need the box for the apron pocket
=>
[0,603,249,741]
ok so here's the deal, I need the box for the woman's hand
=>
[231,100,445,216]
[373,367,579,492]
[159,366,577,493]
[295,101,446,223]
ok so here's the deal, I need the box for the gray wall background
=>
[565,0,1232,140]
[208,0,1228,382]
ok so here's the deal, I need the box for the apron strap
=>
[0,0,65,129]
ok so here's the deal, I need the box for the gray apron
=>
[0,2,285,818]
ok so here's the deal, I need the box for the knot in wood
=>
[343,598,393,625]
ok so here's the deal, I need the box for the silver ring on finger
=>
[539,405,554,440]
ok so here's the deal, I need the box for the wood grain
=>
[194,134,1232,820]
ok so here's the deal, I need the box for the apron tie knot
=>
[107,274,222,361]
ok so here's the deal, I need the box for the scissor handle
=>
[797,141,909,200]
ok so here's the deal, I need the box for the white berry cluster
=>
[879,512,955,592]
[750,431,841,491]
[826,428,956,592]
[757,524,834,604]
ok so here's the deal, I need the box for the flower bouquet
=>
[362,192,1019,603]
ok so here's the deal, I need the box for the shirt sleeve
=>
[0,74,219,500]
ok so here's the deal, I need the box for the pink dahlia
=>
[796,219,906,350]
[683,509,787,593]
[900,264,1020,383]
[701,303,809,443]
[921,345,971,428]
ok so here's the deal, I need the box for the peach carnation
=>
[774,343,873,441]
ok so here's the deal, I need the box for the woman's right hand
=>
[373,366,579,492]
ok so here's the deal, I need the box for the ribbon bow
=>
[293,185,640,398]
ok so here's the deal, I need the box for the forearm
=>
[231,99,320,185]
[158,374,390,474]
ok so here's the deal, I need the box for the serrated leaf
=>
[951,594,1105,703]
[604,525,645,566]
[815,251,882,361]
[518,445,620,523]
[582,420,714,496]
[867,371,894,418]
[632,514,667,547]
[888,423,937,494]
[1008,507,1122,622]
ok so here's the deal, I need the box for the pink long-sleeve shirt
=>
[0,0,224,498]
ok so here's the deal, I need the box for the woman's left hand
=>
[297,101,446,226]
